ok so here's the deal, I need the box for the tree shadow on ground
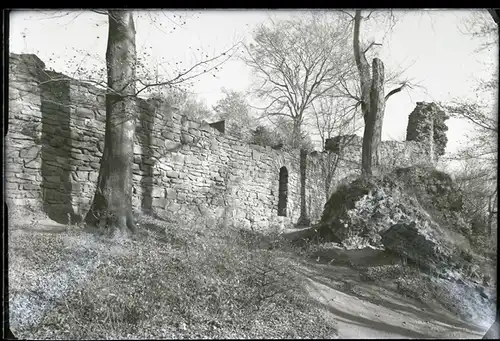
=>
[311,297,431,338]
[294,256,487,334]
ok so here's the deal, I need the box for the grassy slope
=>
[8,209,338,340]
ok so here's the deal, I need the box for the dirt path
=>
[295,259,488,339]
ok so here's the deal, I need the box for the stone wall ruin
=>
[6,53,445,230]
[406,102,449,164]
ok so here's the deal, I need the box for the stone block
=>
[166,188,177,199]
[166,171,179,178]
[133,144,142,154]
[142,157,156,166]
[19,146,40,160]
[181,134,194,144]
[252,149,261,161]
[5,182,19,190]
[72,106,95,119]
[152,198,167,208]
[15,173,38,182]
[5,162,24,173]
[161,131,175,140]
[71,153,92,162]
[71,183,81,192]
[167,202,180,212]
[74,171,89,180]
[151,187,164,198]
[165,141,181,150]
[172,153,185,164]
[176,191,186,201]
[24,159,41,169]
[89,172,99,182]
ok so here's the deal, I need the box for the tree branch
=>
[339,10,355,20]
[385,82,407,101]
[363,42,382,54]
[135,42,241,96]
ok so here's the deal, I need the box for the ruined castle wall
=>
[7,55,45,208]
[132,98,307,229]
[6,54,316,228]
[7,54,108,222]
[406,102,449,163]
[6,53,436,229]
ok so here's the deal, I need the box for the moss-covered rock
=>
[316,165,476,277]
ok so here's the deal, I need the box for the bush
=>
[470,233,497,259]
[251,125,283,149]
[395,271,433,303]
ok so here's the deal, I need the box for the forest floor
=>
[8,209,492,339]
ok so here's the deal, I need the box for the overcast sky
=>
[9,9,498,155]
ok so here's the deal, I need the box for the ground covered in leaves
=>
[8,209,338,340]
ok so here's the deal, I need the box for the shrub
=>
[251,125,283,149]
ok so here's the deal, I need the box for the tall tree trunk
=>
[353,10,387,176]
[292,118,302,148]
[85,10,137,233]
[368,58,386,173]
[353,11,371,119]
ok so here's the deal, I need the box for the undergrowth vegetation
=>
[9,209,338,339]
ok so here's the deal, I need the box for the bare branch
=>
[135,41,241,96]
[385,82,408,101]
[339,10,355,20]
[353,10,372,117]
[363,42,382,54]
[364,11,375,21]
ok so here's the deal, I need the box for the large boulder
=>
[317,165,476,276]
[318,170,423,245]
[380,220,454,272]
[389,166,469,236]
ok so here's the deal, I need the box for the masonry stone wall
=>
[6,53,439,229]
[406,102,449,163]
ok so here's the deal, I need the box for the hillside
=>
[8,202,492,339]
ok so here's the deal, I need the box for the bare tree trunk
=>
[361,113,375,175]
[291,118,302,148]
[354,10,373,175]
[354,10,387,176]
[368,58,386,173]
[85,10,137,233]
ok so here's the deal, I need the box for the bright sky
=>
[9,9,498,156]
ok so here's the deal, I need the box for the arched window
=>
[278,166,288,217]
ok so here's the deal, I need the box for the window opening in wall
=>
[278,166,288,217]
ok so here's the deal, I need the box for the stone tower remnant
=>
[406,102,449,164]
